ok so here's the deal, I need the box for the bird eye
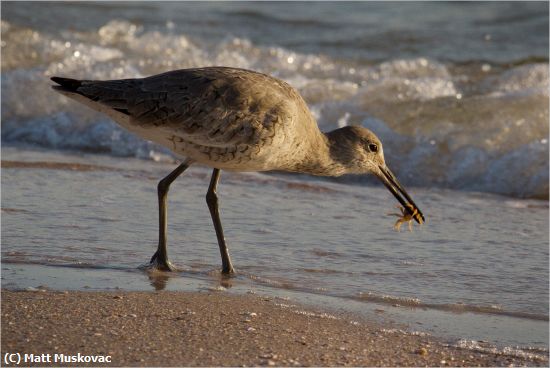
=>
[368,143,378,153]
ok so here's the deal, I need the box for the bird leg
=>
[149,159,192,271]
[206,169,235,275]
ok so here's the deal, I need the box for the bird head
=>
[327,125,425,224]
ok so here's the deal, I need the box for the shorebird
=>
[51,67,425,274]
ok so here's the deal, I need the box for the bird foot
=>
[221,266,236,276]
[148,251,177,272]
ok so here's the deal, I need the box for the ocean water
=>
[2,1,548,198]
[1,1,548,359]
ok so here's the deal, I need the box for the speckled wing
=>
[76,67,300,149]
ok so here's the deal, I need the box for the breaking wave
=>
[1,18,548,198]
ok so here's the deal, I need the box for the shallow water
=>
[2,147,548,356]
[1,1,549,359]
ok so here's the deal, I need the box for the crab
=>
[389,203,424,232]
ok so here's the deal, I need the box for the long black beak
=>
[378,165,425,224]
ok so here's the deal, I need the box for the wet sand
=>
[2,290,546,367]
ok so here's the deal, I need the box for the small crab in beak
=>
[377,165,425,231]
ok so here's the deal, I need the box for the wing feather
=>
[71,68,299,149]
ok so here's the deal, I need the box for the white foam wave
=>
[1,19,548,198]
[454,339,549,362]
[482,63,549,97]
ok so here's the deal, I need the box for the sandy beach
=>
[2,290,547,367]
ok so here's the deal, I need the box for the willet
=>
[51,67,424,274]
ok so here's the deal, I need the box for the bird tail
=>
[51,76,84,92]
[50,76,132,119]
[50,76,92,104]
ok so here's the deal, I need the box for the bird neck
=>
[291,129,350,177]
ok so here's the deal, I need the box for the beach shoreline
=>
[2,147,549,355]
[2,289,547,367]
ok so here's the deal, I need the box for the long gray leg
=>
[150,159,193,271]
[206,169,235,274]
